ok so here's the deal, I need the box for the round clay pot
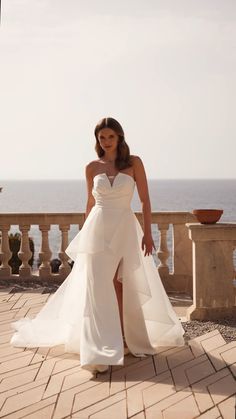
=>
[192,209,223,224]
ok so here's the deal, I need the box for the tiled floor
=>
[0,287,235,418]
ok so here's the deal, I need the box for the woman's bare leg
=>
[113,265,128,347]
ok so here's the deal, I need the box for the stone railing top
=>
[186,222,236,241]
[0,211,197,225]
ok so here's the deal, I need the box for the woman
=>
[10,117,186,375]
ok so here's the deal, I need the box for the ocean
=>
[1,179,235,270]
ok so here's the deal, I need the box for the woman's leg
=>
[113,266,128,348]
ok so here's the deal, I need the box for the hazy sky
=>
[1,0,235,180]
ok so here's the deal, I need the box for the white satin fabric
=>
[10,172,186,369]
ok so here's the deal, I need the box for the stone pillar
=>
[58,224,71,277]
[18,224,33,279]
[157,223,170,276]
[38,225,52,279]
[0,224,11,278]
[186,222,236,320]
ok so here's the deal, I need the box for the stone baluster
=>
[58,224,71,276]
[157,223,170,275]
[0,224,11,278]
[18,224,33,279]
[38,225,52,279]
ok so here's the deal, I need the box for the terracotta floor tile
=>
[171,354,208,390]
[153,352,169,374]
[221,346,236,366]
[71,381,110,413]
[0,331,13,344]
[0,395,57,419]
[145,387,192,419]
[0,368,38,392]
[143,375,176,408]
[0,353,34,374]
[188,330,221,343]
[0,302,15,313]
[125,359,156,388]
[61,367,93,392]
[229,362,236,377]
[186,359,215,384]
[192,368,230,413]
[130,412,146,419]
[195,406,220,418]
[53,380,100,419]
[162,394,200,418]
[110,356,152,394]
[206,341,236,372]
[18,403,55,419]
[126,371,170,417]
[166,347,195,369]
[0,311,17,321]
[52,356,80,374]
[201,334,226,353]
[187,330,224,359]
[110,367,126,395]
[71,391,126,418]
[208,374,236,404]
[90,398,127,418]
[218,394,236,419]
[0,362,41,383]
[0,383,47,416]
[0,343,25,358]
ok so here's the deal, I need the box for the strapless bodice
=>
[64,172,137,259]
[92,172,135,209]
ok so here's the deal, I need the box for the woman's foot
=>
[123,336,130,355]
[82,364,109,374]
[124,346,130,355]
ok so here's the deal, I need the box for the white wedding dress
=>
[10,172,186,369]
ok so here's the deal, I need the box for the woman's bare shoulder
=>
[85,159,100,171]
[130,155,143,165]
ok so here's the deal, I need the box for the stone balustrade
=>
[0,212,235,320]
[0,211,196,290]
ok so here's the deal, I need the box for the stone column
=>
[38,224,52,279]
[18,224,33,279]
[157,223,170,276]
[58,224,71,277]
[186,222,236,320]
[0,224,11,278]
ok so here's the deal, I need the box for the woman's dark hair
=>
[94,117,133,170]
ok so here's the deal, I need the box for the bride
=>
[10,117,186,374]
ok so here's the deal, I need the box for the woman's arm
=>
[133,155,156,256]
[85,163,95,220]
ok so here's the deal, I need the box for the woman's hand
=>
[141,233,156,256]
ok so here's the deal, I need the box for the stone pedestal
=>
[186,222,236,320]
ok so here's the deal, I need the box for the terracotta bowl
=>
[192,209,223,224]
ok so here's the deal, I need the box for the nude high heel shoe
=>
[123,335,130,355]
[83,364,109,374]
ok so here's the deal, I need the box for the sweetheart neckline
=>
[93,172,135,187]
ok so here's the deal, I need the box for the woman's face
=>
[97,128,119,153]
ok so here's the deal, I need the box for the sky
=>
[0,0,235,180]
